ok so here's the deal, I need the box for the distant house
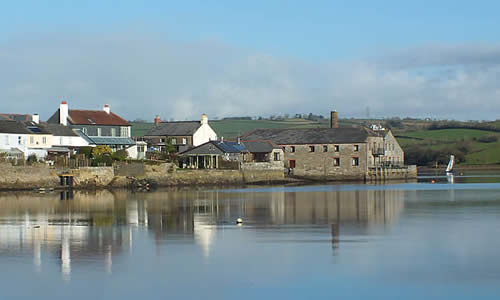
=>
[47,101,138,157]
[144,114,217,153]
[179,139,283,169]
[242,111,405,180]
[0,118,53,160]
[0,120,32,160]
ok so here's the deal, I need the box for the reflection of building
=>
[0,190,131,279]
[0,187,404,274]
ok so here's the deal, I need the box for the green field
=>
[396,128,500,165]
[131,118,330,138]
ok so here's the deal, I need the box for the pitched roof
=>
[242,127,379,144]
[0,113,32,122]
[40,123,78,137]
[180,140,276,156]
[24,121,52,135]
[86,137,136,146]
[47,109,130,126]
[0,120,32,134]
[241,140,277,153]
[146,121,201,136]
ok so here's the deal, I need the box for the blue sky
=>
[1,1,500,120]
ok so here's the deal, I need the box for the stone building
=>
[242,113,407,180]
[144,114,217,153]
[179,139,283,169]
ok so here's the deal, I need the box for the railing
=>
[371,148,385,156]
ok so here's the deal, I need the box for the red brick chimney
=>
[154,115,161,126]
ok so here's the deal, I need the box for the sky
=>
[1,0,500,121]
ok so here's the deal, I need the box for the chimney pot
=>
[154,115,161,126]
[103,104,110,114]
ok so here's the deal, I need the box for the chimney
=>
[201,113,208,125]
[221,136,224,143]
[237,137,241,145]
[103,104,110,114]
[330,111,339,128]
[32,113,39,124]
[154,115,161,126]
[60,101,68,126]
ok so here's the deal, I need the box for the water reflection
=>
[0,188,404,277]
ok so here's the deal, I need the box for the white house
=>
[144,114,218,153]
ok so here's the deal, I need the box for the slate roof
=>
[146,121,201,136]
[242,127,379,145]
[0,114,32,122]
[87,137,136,146]
[40,123,78,137]
[0,120,32,134]
[241,140,277,153]
[24,121,52,135]
[180,140,276,156]
[47,109,130,126]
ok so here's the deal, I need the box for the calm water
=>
[1,172,500,299]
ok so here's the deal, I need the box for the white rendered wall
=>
[0,133,28,153]
[51,136,90,148]
[192,123,218,147]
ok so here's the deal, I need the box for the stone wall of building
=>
[282,143,369,180]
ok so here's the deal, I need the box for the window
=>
[42,137,47,144]
[352,157,359,166]
[82,127,87,135]
[289,159,296,168]
[182,138,187,144]
[323,145,328,152]
[18,136,22,145]
[160,138,165,143]
[274,152,280,161]
[353,145,359,152]
[111,128,116,137]
[282,146,286,152]
[334,145,340,152]
[171,138,177,145]
[290,146,295,153]
[309,146,315,152]
[333,157,340,166]
[97,128,102,136]
[120,127,129,137]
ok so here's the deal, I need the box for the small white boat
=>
[446,155,455,173]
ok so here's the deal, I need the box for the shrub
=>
[78,147,94,158]
[475,135,498,143]
[27,154,38,165]
[92,155,113,166]
[92,145,113,157]
[112,149,128,161]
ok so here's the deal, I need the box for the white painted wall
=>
[126,142,146,159]
[51,135,90,148]
[0,133,27,153]
[192,123,218,147]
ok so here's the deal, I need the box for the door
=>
[289,159,296,168]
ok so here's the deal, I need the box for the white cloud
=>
[1,34,500,121]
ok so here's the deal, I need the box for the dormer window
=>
[88,118,96,124]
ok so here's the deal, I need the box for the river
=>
[1,172,500,299]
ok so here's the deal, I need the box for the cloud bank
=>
[1,34,500,121]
